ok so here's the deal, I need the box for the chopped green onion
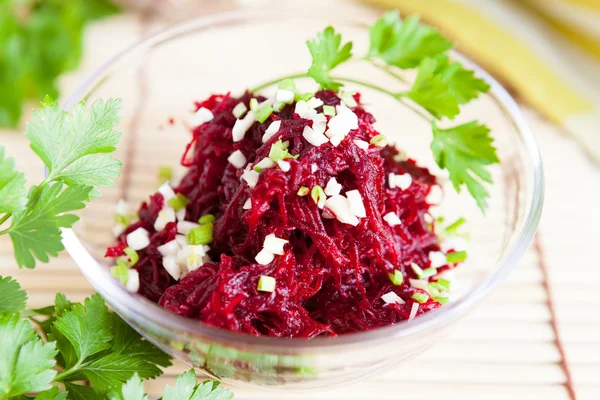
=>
[295,92,314,102]
[323,105,336,116]
[269,140,296,162]
[341,92,358,107]
[168,193,189,211]
[388,270,404,286]
[411,292,429,304]
[420,267,437,279]
[158,166,173,183]
[410,262,424,278]
[434,296,449,305]
[428,282,449,292]
[187,223,213,245]
[446,250,467,263]
[311,185,326,206]
[427,284,442,297]
[114,213,136,226]
[256,104,274,123]
[273,102,286,112]
[233,102,248,119]
[437,278,451,290]
[257,275,276,292]
[436,216,445,225]
[198,214,215,225]
[297,186,309,196]
[110,265,129,284]
[278,79,297,92]
[370,134,388,147]
[249,98,259,111]
[445,217,466,234]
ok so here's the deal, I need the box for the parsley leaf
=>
[0,314,57,398]
[306,27,353,91]
[369,12,452,69]
[431,121,499,211]
[0,146,26,215]
[3,99,123,269]
[52,294,113,364]
[111,370,234,400]
[81,352,162,394]
[26,98,122,196]
[33,387,69,400]
[109,314,172,368]
[8,183,92,269]
[408,56,490,119]
[64,383,104,400]
[108,374,147,400]
[0,276,27,314]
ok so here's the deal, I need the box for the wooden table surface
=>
[1,4,599,399]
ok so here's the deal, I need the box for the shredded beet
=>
[107,90,460,338]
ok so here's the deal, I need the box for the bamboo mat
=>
[1,6,600,400]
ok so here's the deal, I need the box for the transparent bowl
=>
[62,9,544,390]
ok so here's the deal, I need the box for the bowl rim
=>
[61,8,545,350]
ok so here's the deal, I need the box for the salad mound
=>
[106,88,463,338]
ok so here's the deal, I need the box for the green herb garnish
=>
[251,11,498,212]
[0,98,122,269]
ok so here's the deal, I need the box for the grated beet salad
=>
[106,89,463,338]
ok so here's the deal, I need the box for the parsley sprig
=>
[251,11,498,212]
[0,97,122,269]
[0,276,234,400]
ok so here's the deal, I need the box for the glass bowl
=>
[62,9,544,390]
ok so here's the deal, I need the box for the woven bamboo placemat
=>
[1,8,599,400]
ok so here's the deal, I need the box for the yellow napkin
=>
[365,0,600,162]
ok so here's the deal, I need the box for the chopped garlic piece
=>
[255,248,275,265]
[311,164,319,173]
[227,150,247,169]
[383,212,402,227]
[232,102,247,119]
[346,190,366,218]
[157,240,179,257]
[307,97,324,109]
[263,120,282,143]
[389,173,412,190]
[428,251,447,269]
[232,111,256,142]
[125,269,140,293]
[254,157,276,171]
[381,291,405,305]
[127,228,150,250]
[275,89,295,104]
[409,302,419,320]
[154,207,176,231]
[325,105,358,146]
[353,139,369,150]
[175,234,187,247]
[158,182,176,201]
[409,279,429,291]
[324,177,342,196]
[263,234,288,255]
[189,107,214,126]
[175,208,186,221]
[163,256,181,280]
[277,160,291,172]
[177,221,200,235]
[243,198,252,210]
[324,195,359,226]
[241,167,260,188]
[302,125,329,147]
